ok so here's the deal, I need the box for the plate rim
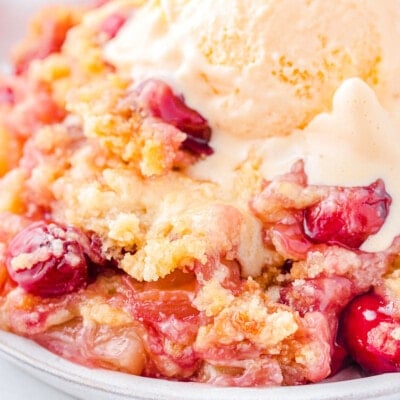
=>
[1,330,400,400]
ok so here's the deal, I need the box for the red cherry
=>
[92,0,110,7]
[13,13,76,75]
[137,79,213,156]
[303,179,391,249]
[0,86,15,105]
[339,292,400,373]
[99,13,127,39]
[6,221,104,297]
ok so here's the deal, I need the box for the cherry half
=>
[137,79,213,156]
[303,179,391,249]
[100,12,127,39]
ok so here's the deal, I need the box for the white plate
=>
[0,357,73,400]
[1,1,400,399]
[0,330,400,400]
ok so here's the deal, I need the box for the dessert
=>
[0,0,400,387]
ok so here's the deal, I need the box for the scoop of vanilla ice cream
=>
[105,0,400,140]
[104,0,400,253]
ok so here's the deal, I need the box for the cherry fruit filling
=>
[339,291,400,374]
[137,79,213,156]
[6,221,104,297]
[303,179,391,249]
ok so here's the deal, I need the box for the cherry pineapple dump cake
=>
[1,0,400,387]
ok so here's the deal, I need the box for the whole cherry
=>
[339,291,400,374]
[6,221,104,297]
